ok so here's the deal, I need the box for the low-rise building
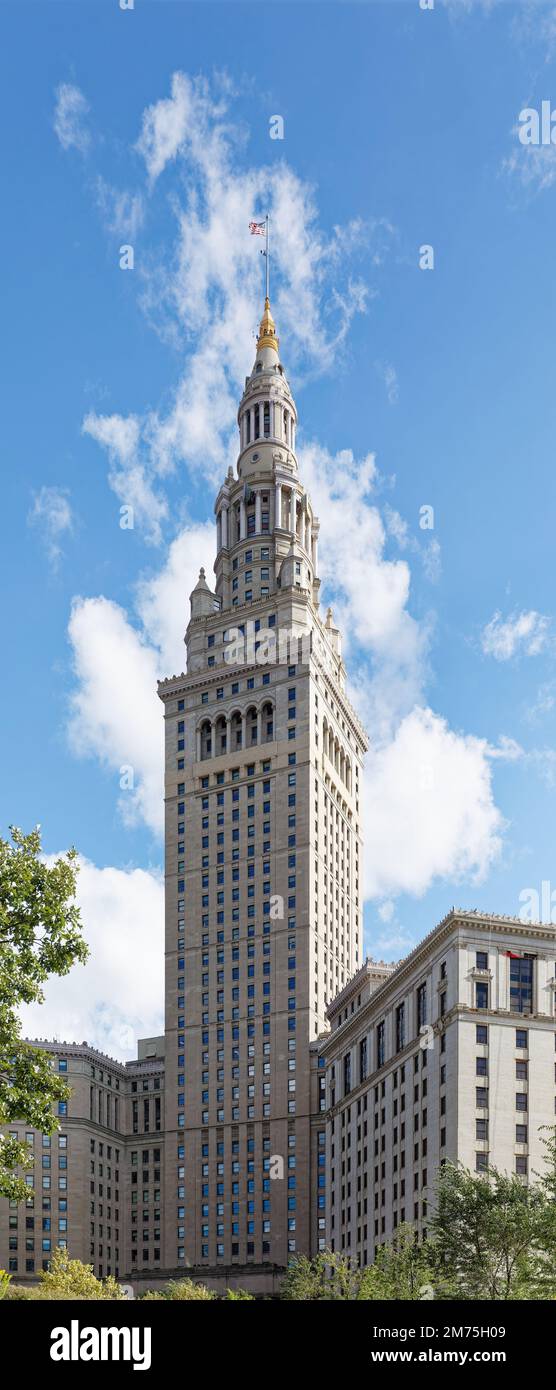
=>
[320,910,556,1266]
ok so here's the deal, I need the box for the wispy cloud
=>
[481,608,551,660]
[53,82,91,154]
[28,486,74,568]
[375,360,399,404]
[94,176,144,240]
[82,72,393,533]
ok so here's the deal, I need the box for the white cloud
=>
[375,360,399,404]
[481,608,550,660]
[85,73,391,529]
[362,707,504,899]
[21,857,163,1061]
[28,486,74,567]
[82,412,168,544]
[503,140,556,195]
[299,442,428,739]
[66,522,214,836]
[67,596,163,836]
[53,83,91,154]
[135,522,215,675]
[421,537,442,584]
[95,176,144,240]
[67,71,506,908]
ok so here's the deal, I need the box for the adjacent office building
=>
[322,910,556,1266]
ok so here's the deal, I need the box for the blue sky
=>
[3,0,556,1055]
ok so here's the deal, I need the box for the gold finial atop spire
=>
[257,296,279,353]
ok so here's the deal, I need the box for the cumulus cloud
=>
[66,523,214,835]
[481,608,550,660]
[53,82,91,154]
[28,486,74,568]
[21,857,163,1061]
[362,708,504,899]
[67,596,163,835]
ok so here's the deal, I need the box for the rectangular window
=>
[475,982,488,1010]
[510,956,534,1014]
[395,1003,405,1052]
[416,982,427,1031]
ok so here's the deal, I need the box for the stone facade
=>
[321,910,556,1265]
[0,1036,165,1284]
[157,299,366,1292]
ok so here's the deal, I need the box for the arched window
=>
[262,701,274,743]
[263,402,270,437]
[230,711,242,750]
[254,404,260,439]
[246,705,258,747]
[215,715,227,756]
[200,719,212,761]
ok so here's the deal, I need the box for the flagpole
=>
[265,214,270,301]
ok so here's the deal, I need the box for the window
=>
[359,1036,368,1083]
[416,982,427,1031]
[475,982,488,1010]
[376,1021,385,1068]
[395,1003,405,1052]
[476,951,488,970]
[516,1124,528,1144]
[343,1053,351,1096]
[516,1029,528,1050]
[510,955,534,1014]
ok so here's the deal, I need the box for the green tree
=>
[142,1278,215,1301]
[280,1251,363,1301]
[221,1287,255,1300]
[0,826,89,1199]
[39,1247,125,1300]
[431,1159,556,1300]
[358,1225,437,1300]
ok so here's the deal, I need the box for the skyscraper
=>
[158,298,368,1292]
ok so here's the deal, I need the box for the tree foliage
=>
[38,1248,125,1300]
[0,827,89,1199]
[430,1153,556,1300]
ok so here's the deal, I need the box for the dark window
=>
[376,1021,385,1069]
[475,982,488,1010]
[510,956,534,1014]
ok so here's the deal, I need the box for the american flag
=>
[249,220,266,235]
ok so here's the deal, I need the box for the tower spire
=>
[256,295,279,353]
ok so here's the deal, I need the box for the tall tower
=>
[158,298,367,1292]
